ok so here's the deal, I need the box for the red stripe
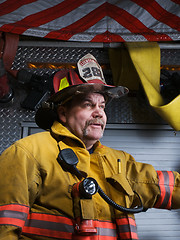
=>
[155,171,175,209]
[0,0,89,34]
[94,219,116,229]
[0,204,29,228]
[28,213,117,229]
[28,212,73,225]
[23,227,117,240]
[83,236,116,240]
[167,171,175,209]
[75,236,116,240]
[171,0,180,4]
[23,226,72,239]
[91,31,125,42]
[0,1,175,42]
[107,3,172,41]
[46,2,107,40]
[23,225,118,240]
[21,0,89,26]
[23,217,118,239]
[116,217,136,226]
[0,204,29,213]
[0,217,25,228]
[120,231,138,239]
[0,0,37,17]
[97,237,117,240]
[116,217,138,239]
[155,171,166,208]
[132,0,180,31]
[46,2,169,41]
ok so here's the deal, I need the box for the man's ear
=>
[57,106,67,124]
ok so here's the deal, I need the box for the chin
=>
[83,128,104,140]
[87,133,104,141]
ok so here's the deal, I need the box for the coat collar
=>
[50,121,109,177]
[51,121,86,147]
[51,121,108,154]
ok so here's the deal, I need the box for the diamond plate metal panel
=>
[0,83,35,153]
[105,95,164,124]
[161,49,180,65]
[0,44,179,154]
[13,47,110,76]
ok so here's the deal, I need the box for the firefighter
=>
[0,53,179,240]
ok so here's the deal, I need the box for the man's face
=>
[58,92,107,149]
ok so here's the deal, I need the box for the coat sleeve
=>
[0,142,41,239]
[125,153,180,210]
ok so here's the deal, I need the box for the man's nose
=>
[92,106,104,118]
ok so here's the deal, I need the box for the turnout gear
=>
[0,121,179,240]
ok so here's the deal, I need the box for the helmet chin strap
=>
[57,147,146,214]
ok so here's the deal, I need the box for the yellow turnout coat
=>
[0,121,179,239]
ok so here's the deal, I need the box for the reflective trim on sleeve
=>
[0,203,29,228]
[116,217,138,240]
[154,171,175,209]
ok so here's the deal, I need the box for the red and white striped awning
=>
[0,0,179,42]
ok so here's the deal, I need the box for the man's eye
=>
[100,105,105,110]
[84,103,91,107]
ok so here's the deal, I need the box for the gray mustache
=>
[87,119,105,127]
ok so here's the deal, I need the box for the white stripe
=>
[108,18,131,34]
[108,18,147,41]
[69,16,147,42]
[0,0,179,41]
[115,0,179,36]
[167,33,180,40]
[23,1,105,36]
[0,0,62,27]
[23,29,51,38]
[156,0,180,17]
[113,0,178,33]
[69,19,105,42]
[69,16,119,41]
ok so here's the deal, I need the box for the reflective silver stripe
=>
[0,209,28,220]
[116,217,138,240]
[24,218,74,233]
[22,213,119,239]
[97,227,117,237]
[0,204,29,228]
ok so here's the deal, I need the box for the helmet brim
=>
[35,83,129,130]
[49,83,129,104]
